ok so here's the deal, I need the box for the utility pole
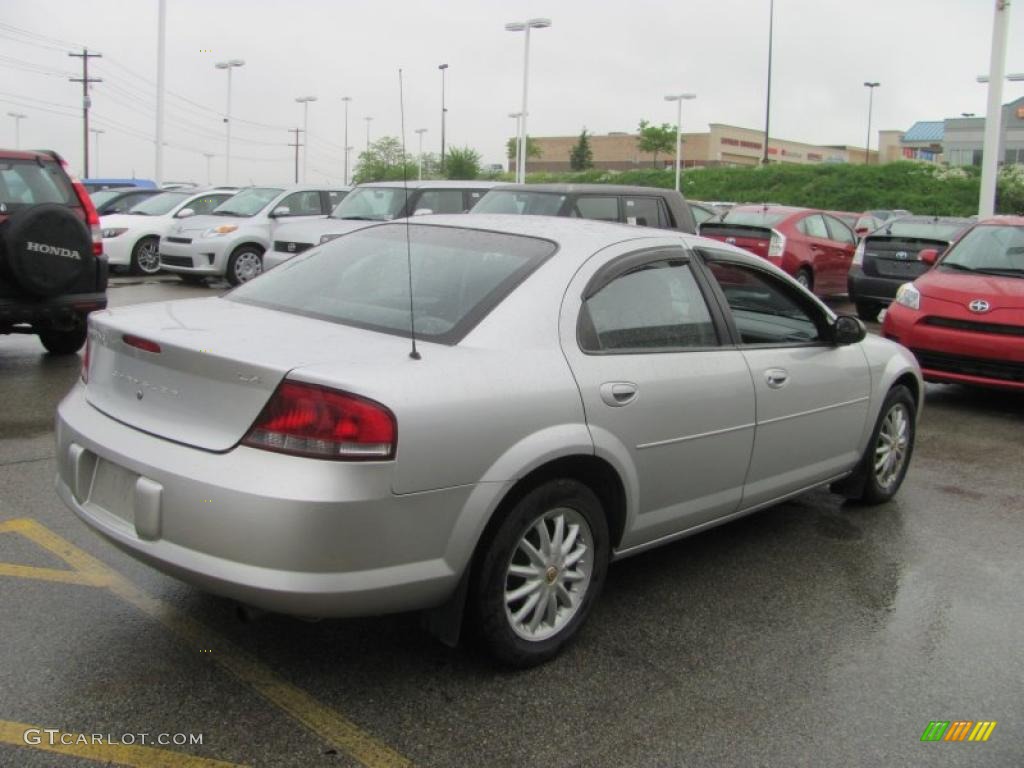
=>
[979,0,1010,217]
[69,48,102,177]
[439,64,448,173]
[288,128,303,184]
[155,0,167,185]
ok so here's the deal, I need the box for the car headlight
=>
[852,240,865,265]
[203,224,238,237]
[319,233,343,245]
[101,227,128,238]
[894,282,921,311]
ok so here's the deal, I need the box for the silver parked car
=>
[56,216,921,667]
[159,184,349,285]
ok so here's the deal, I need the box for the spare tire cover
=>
[1,203,93,297]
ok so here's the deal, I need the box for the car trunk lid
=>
[698,223,773,260]
[862,236,949,280]
[84,297,411,451]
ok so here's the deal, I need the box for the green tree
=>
[506,135,542,160]
[444,146,481,180]
[354,137,418,183]
[569,128,594,171]
[637,119,676,168]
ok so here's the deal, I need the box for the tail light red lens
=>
[61,159,103,256]
[81,336,90,384]
[243,381,396,460]
[122,334,161,354]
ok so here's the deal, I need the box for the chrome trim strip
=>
[637,421,756,450]
[756,396,869,427]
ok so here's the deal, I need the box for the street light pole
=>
[295,96,317,183]
[155,0,166,185]
[364,116,373,150]
[979,0,1013,217]
[203,152,214,185]
[439,64,448,174]
[415,128,427,180]
[762,0,774,165]
[508,112,522,177]
[215,59,244,184]
[863,82,880,164]
[7,112,26,149]
[90,128,104,176]
[664,93,696,192]
[341,96,351,185]
[506,18,551,183]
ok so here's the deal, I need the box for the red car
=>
[699,205,856,296]
[883,217,1024,391]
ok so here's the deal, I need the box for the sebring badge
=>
[968,299,990,313]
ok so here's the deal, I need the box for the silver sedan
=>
[55,215,921,667]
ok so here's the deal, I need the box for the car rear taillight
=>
[242,381,396,460]
[123,334,161,354]
[767,229,785,260]
[81,336,90,384]
[61,159,103,256]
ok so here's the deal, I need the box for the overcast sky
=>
[2,0,1021,186]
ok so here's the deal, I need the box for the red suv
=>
[699,205,856,296]
[883,217,1024,391]
[0,149,106,354]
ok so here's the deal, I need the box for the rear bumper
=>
[847,268,901,304]
[101,235,133,267]
[0,292,107,328]
[54,384,469,617]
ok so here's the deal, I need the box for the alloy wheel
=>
[136,240,161,274]
[234,252,262,283]
[874,403,909,490]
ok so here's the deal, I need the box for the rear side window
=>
[580,259,718,352]
[229,223,556,344]
[573,196,619,222]
[0,159,74,210]
[824,215,855,244]
[326,190,347,209]
[278,190,323,216]
[799,215,829,239]
[623,196,666,228]
[472,190,566,215]
[416,189,467,214]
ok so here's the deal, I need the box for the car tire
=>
[795,267,813,291]
[38,315,87,355]
[850,385,916,505]
[226,246,263,286]
[177,275,207,286]
[469,478,609,668]
[130,236,161,276]
[855,301,882,323]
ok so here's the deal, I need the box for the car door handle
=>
[764,368,789,388]
[599,382,638,407]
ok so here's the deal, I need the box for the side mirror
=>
[919,248,939,266]
[413,208,433,216]
[270,205,291,218]
[176,207,195,219]
[832,315,867,345]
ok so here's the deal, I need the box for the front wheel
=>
[470,479,609,668]
[130,236,161,275]
[853,385,916,504]
[227,246,263,286]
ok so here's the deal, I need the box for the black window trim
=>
[822,213,856,245]
[622,194,669,229]
[692,247,837,349]
[576,245,733,356]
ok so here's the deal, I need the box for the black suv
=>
[0,149,107,354]
[470,183,698,234]
[847,215,973,321]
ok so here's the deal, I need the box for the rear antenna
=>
[399,67,420,360]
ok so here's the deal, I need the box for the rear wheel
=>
[470,478,609,668]
[855,301,883,323]
[227,246,263,286]
[38,315,87,355]
[851,385,916,504]
[795,267,813,292]
[130,236,161,275]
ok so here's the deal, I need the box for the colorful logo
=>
[921,721,997,742]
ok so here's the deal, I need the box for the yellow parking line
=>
[0,562,109,587]
[0,719,247,768]
[0,519,412,768]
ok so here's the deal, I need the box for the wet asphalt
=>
[0,277,1021,767]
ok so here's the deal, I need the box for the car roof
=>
[489,183,681,196]
[0,149,61,162]
[976,216,1024,226]
[353,180,501,189]
[728,204,808,215]
[884,215,974,225]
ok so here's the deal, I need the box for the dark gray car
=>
[471,183,698,234]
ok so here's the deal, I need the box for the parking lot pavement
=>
[1,280,1021,767]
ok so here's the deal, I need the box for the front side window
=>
[471,190,567,215]
[704,258,824,345]
[573,196,619,222]
[128,191,189,216]
[213,187,284,217]
[229,224,555,344]
[580,258,718,352]
[623,196,665,228]
[416,189,467,214]
[941,225,1024,276]
[326,190,347,209]
[277,190,323,216]
[329,187,408,220]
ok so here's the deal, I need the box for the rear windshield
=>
[718,209,789,227]
[877,219,970,240]
[228,224,556,344]
[212,187,282,217]
[472,190,567,216]
[127,191,189,215]
[0,159,75,209]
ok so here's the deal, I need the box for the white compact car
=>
[100,189,237,275]
[265,181,499,270]
[159,185,349,285]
